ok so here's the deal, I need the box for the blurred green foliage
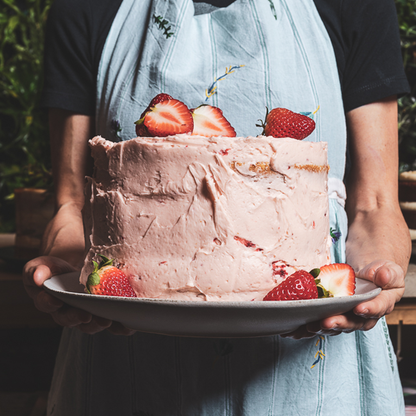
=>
[0,0,53,232]
[396,0,416,172]
[0,0,415,232]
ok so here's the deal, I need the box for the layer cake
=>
[80,135,331,301]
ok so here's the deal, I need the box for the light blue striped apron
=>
[47,1,404,414]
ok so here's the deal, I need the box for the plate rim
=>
[43,271,382,309]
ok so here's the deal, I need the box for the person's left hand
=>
[280,259,405,339]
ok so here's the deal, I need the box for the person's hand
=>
[280,259,405,339]
[23,256,136,335]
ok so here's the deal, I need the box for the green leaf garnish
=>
[98,254,113,268]
[87,254,115,292]
[309,268,321,278]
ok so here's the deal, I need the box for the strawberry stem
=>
[309,268,321,278]
[86,255,114,293]
[315,281,333,298]
[98,254,113,268]
[134,115,146,125]
[255,107,269,135]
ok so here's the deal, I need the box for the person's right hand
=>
[23,256,135,335]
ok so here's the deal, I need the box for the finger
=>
[23,257,77,310]
[354,288,399,318]
[107,321,136,336]
[23,262,51,289]
[33,290,64,313]
[317,312,378,333]
[77,316,113,334]
[280,325,317,340]
[50,305,92,328]
[302,321,345,336]
[373,262,405,291]
[24,281,44,300]
[23,256,76,288]
[33,264,55,287]
[354,261,404,318]
[356,260,405,291]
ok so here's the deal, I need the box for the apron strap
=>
[328,177,346,208]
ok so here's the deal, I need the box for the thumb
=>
[23,256,76,287]
[356,260,405,290]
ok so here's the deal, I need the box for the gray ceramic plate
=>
[43,272,381,338]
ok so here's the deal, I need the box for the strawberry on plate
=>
[257,107,316,140]
[191,105,236,137]
[263,270,318,301]
[86,255,136,297]
[315,263,356,297]
[135,94,193,137]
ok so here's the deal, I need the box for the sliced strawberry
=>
[135,93,176,137]
[316,263,356,297]
[263,270,318,301]
[136,122,149,137]
[86,255,136,297]
[191,105,236,137]
[257,107,315,140]
[141,99,193,136]
[146,93,173,110]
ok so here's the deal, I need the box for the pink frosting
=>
[80,135,331,301]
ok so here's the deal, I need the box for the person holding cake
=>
[23,0,411,414]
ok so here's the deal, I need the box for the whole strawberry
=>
[135,93,193,137]
[258,107,316,140]
[86,255,136,297]
[263,270,318,301]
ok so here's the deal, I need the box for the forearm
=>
[49,109,94,210]
[41,109,94,266]
[345,96,411,275]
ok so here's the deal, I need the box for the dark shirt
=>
[41,0,409,115]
